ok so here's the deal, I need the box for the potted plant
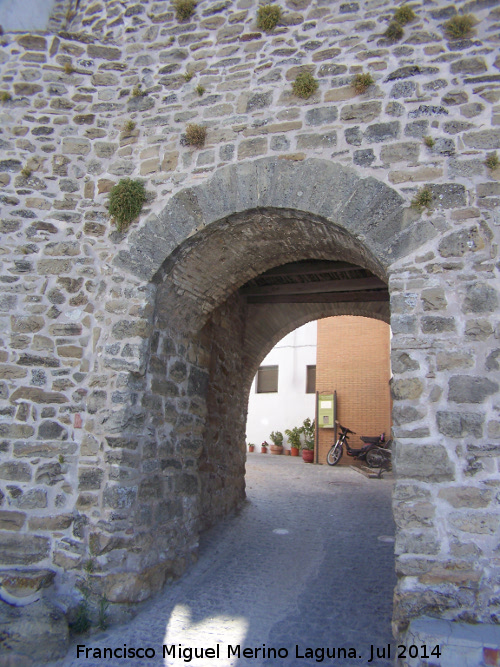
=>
[269,430,284,455]
[261,441,269,454]
[301,418,315,463]
[285,426,302,456]
[248,443,255,453]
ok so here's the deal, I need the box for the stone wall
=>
[0,0,500,659]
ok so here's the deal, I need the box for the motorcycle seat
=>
[360,436,380,444]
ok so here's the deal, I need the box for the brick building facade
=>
[316,316,392,464]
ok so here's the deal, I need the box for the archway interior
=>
[150,208,389,532]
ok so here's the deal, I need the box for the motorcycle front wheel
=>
[366,447,390,469]
[327,443,343,466]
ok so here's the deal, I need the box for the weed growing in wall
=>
[423,136,435,148]
[394,5,416,25]
[173,0,196,21]
[123,120,136,133]
[185,123,207,148]
[71,600,91,634]
[184,71,194,82]
[20,166,32,178]
[411,187,433,212]
[0,90,11,103]
[385,21,404,41]
[352,72,374,94]
[98,597,110,631]
[485,152,499,170]
[108,179,147,232]
[63,62,75,74]
[257,4,282,32]
[444,14,476,39]
[292,71,318,99]
[131,84,146,97]
[195,84,205,96]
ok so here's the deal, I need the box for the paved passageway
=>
[52,457,395,667]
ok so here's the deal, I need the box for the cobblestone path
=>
[51,457,395,667]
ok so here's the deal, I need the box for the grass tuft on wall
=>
[108,179,147,232]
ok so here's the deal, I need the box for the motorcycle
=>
[326,422,392,468]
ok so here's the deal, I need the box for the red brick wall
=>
[316,316,391,464]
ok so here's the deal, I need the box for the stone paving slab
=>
[48,456,395,667]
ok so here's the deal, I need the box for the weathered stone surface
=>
[449,511,500,535]
[463,130,500,149]
[438,227,483,257]
[61,137,91,155]
[87,45,122,60]
[0,423,34,439]
[0,597,68,661]
[450,57,487,75]
[393,501,435,529]
[0,462,31,482]
[100,562,173,603]
[462,282,498,314]
[9,386,67,404]
[78,467,104,490]
[0,511,26,531]
[436,411,484,438]
[421,316,455,333]
[305,106,338,126]
[340,101,381,123]
[436,352,473,371]
[438,487,491,509]
[0,534,50,564]
[395,443,455,482]
[28,514,73,530]
[391,378,423,400]
[11,316,44,333]
[365,121,400,143]
[103,485,137,509]
[448,376,499,404]
[380,142,419,163]
[428,183,466,208]
[35,463,64,486]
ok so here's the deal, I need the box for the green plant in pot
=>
[269,430,284,454]
[285,426,302,456]
[301,418,315,463]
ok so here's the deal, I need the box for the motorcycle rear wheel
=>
[366,447,390,469]
[327,443,342,466]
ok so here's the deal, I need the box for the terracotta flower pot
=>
[302,449,314,463]
[261,446,267,453]
[290,447,299,457]
[270,444,283,455]
[248,445,255,453]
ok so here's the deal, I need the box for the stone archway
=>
[9,154,492,652]
[95,158,417,607]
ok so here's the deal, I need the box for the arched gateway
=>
[1,0,500,661]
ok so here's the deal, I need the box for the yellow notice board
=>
[318,393,335,428]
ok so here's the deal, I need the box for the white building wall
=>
[246,321,317,450]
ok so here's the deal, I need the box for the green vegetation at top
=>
[173,0,196,21]
[292,71,318,99]
[185,123,207,148]
[411,187,433,212]
[393,5,416,25]
[444,14,476,39]
[352,72,374,94]
[108,179,147,232]
[257,4,282,32]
